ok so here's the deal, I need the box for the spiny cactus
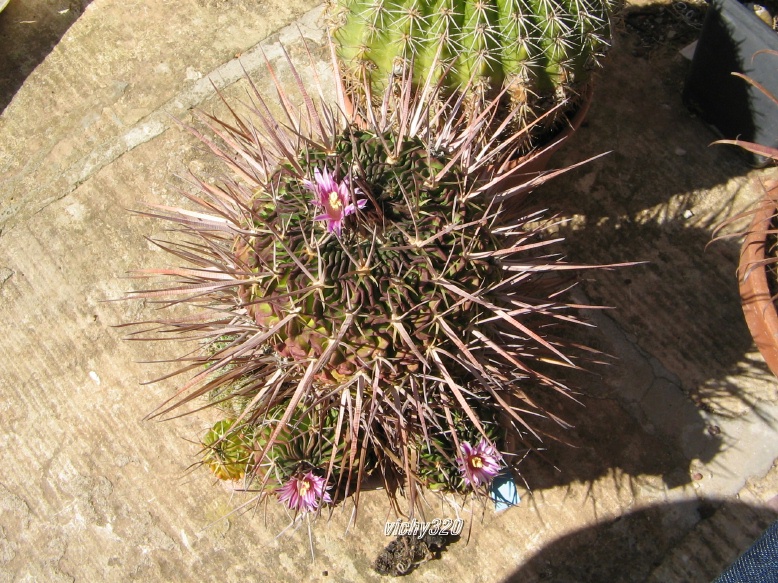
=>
[202,403,354,494]
[328,0,614,141]
[126,46,615,517]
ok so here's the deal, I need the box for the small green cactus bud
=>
[202,419,255,481]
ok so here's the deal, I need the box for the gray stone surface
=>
[1,0,777,581]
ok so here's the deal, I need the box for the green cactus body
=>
[257,405,350,484]
[213,127,515,488]
[202,419,256,481]
[202,406,354,488]
[330,0,612,128]
[416,409,503,492]
[191,110,580,496]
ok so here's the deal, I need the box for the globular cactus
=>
[128,47,616,517]
[257,404,357,494]
[202,404,354,486]
[328,0,614,136]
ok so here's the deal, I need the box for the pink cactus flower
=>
[303,167,366,236]
[276,471,332,513]
[457,439,502,487]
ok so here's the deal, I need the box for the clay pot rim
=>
[738,180,778,378]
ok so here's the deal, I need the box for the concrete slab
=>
[1,0,777,581]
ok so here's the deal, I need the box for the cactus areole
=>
[329,0,613,136]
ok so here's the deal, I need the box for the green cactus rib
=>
[202,404,356,489]
[330,0,613,126]
[202,419,256,481]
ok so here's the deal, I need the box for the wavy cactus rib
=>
[125,45,618,515]
[329,0,613,131]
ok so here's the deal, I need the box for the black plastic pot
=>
[683,0,778,164]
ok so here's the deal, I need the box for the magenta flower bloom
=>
[276,471,332,513]
[457,439,502,487]
[302,167,366,236]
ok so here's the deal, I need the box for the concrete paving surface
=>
[1,0,777,581]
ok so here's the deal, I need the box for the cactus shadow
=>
[512,159,773,494]
[0,0,93,113]
[544,1,753,220]
[501,499,778,583]
[503,7,777,494]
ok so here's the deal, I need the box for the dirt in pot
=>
[621,0,708,57]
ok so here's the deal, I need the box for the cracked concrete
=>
[1,0,778,581]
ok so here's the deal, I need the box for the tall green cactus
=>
[328,0,613,132]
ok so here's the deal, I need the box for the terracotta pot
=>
[738,183,778,378]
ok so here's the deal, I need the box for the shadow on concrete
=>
[500,499,778,583]
[558,217,767,409]
[0,0,93,113]
[513,150,769,491]
[490,224,730,492]
[541,6,754,220]
[502,2,775,493]
[620,0,706,59]
[513,376,722,492]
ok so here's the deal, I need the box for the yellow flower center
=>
[298,479,311,496]
[328,191,342,210]
[471,456,483,469]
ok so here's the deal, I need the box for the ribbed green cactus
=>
[202,405,355,489]
[259,404,355,488]
[329,0,613,131]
